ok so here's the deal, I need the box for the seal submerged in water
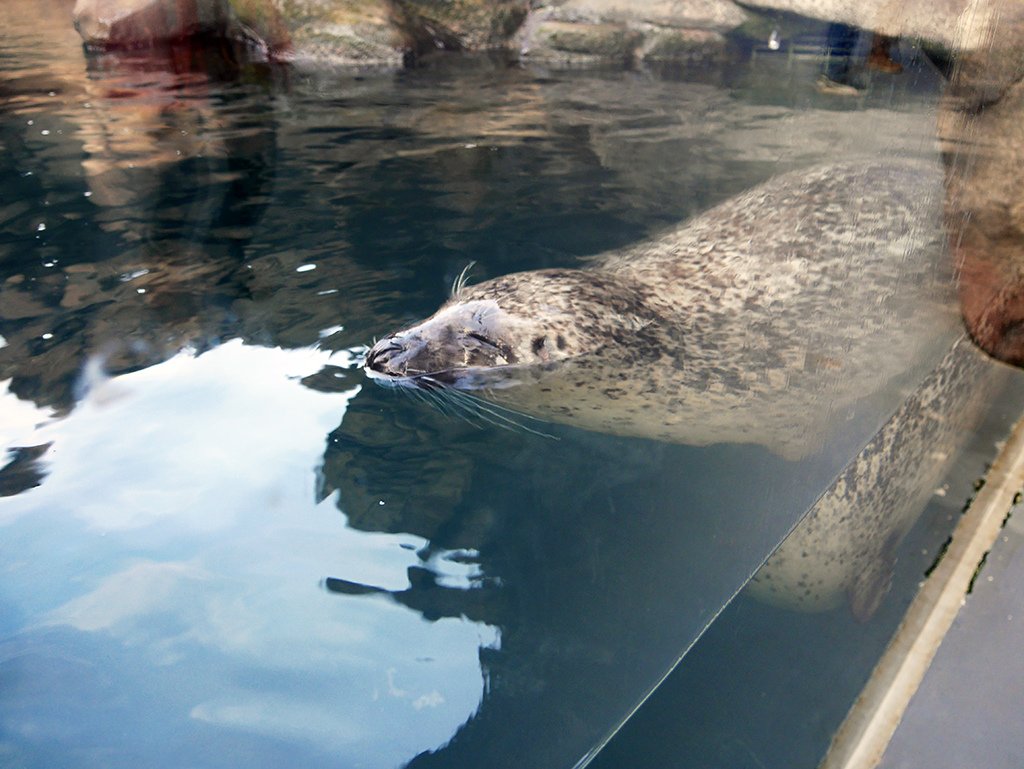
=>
[365,162,955,460]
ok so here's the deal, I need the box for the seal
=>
[363,160,1005,620]
[364,161,956,460]
[749,338,1003,619]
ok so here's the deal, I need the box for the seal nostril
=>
[365,343,390,371]
[365,338,411,376]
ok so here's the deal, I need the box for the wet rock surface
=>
[393,0,529,52]
[72,0,532,64]
[256,0,406,65]
[72,0,237,48]
[519,0,746,65]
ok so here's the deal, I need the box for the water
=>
[1,3,1020,768]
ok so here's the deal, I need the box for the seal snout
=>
[364,334,419,379]
[364,330,464,387]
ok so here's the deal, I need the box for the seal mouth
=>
[363,338,472,390]
[363,364,451,390]
[363,360,523,392]
[364,341,535,393]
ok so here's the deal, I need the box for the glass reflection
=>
[589,338,1023,769]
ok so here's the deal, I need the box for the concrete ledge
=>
[821,410,1024,769]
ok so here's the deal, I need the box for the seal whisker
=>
[394,378,483,429]
[437,390,492,431]
[444,386,558,439]
[444,389,524,433]
[473,389,553,425]
[415,375,492,429]
[451,261,477,300]
[401,367,558,437]
[421,387,467,422]
[409,373,541,435]
[415,381,489,429]
[405,386,433,409]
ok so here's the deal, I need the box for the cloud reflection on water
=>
[0,340,498,767]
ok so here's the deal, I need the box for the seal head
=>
[365,268,655,391]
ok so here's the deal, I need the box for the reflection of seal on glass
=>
[365,162,954,461]
[751,339,1004,619]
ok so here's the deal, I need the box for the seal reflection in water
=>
[365,162,956,461]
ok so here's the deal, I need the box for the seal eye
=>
[467,331,500,350]
[465,331,516,365]
[468,331,503,354]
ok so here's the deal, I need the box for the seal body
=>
[365,161,956,460]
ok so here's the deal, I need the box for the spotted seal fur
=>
[749,337,1003,618]
[364,161,956,461]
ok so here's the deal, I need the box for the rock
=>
[939,0,1024,365]
[942,0,1024,104]
[73,0,405,64]
[546,0,746,32]
[641,27,728,63]
[239,0,407,65]
[73,0,235,48]
[225,0,296,53]
[392,0,530,52]
[237,0,530,63]
[527,19,645,63]
[73,0,531,66]
[522,0,746,65]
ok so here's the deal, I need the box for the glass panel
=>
[0,5,996,768]
[588,342,1024,769]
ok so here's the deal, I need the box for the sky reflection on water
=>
[0,340,497,767]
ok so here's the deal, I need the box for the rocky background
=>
[44,0,1024,373]
[71,0,999,67]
